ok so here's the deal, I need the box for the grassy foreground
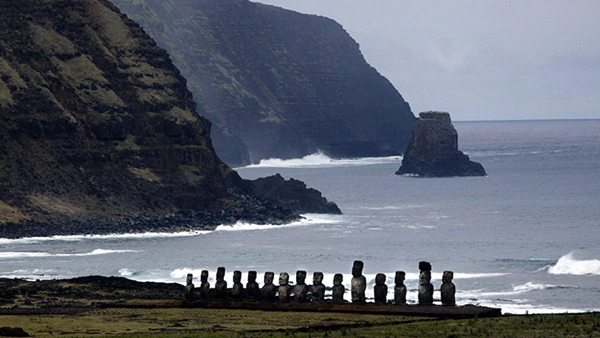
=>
[1,309,599,337]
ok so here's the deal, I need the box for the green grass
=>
[2,309,599,337]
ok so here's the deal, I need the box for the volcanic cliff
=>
[396,112,486,177]
[110,0,415,166]
[0,0,335,237]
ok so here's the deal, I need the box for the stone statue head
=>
[248,271,257,283]
[443,271,454,283]
[186,273,193,285]
[313,272,323,285]
[419,261,432,272]
[279,272,289,286]
[216,267,225,282]
[334,273,343,286]
[233,270,242,284]
[395,271,405,285]
[264,272,274,285]
[296,270,306,284]
[352,260,364,277]
[376,273,386,285]
[201,270,209,282]
[419,270,431,285]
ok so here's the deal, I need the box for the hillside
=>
[0,0,295,236]
[111,0,415,166]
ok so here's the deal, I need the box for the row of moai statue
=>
[183,261,455,306]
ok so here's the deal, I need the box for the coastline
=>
[0,276,598,337]
[0,210,300,240]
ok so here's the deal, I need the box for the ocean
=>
[1,120,599,314]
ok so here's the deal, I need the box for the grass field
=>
[2,308,599,337]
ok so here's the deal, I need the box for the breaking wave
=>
[0,249,140,260]
[548,252,600,275]
[240,151,401,169]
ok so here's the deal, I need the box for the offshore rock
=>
[111,0,415,166]
[396,112,486,177]
[250,174,341,215]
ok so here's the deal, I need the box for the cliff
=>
[0,0,302,236]
[396,112,486,177]
[110,0,415,166]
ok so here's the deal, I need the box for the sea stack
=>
[396,112,486,177]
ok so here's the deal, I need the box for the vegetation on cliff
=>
[111,0,415,166]
[0,0,299,235]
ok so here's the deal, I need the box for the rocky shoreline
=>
[0,208,299,240]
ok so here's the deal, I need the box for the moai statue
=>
[293,270,309,303]
[246,271,260,300]
[261,272,277,301]
[215,267,227,299]
[394,271,407,305]
[199,270,210,300]
[232,270,244,301]
[311,272,326,302]
[351,260,366,303]
[332,273,345,304]
[441,271,456,306]
[418,261,434,305]
[374,273,388,304]
[278,272,292,302]
[183,273,195,302]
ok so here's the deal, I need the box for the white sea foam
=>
[215,214,342,232]
[0,249,140,259]
[548,252,600,275]
[0,230,212,245]
[239,151,401,169]
[0,215,338,245]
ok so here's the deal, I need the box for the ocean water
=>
[1,120,599,314]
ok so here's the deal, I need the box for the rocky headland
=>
[251,174,342,215]
[110,0,415,166]
[0,0,338,239]
[396,112,486,177]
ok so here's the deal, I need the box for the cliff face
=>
[0,0,290,230]
[396,112,486,177]
[110,0,415,166]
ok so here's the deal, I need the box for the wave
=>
[215,214,342,232]
[0,249,140,259]
[239,151,401,169]
[548,252,600,275]
[0,215,340,245]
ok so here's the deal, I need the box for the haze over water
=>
[1,120,599,314]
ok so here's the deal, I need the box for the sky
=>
[256,0,600,121]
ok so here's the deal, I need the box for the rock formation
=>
[250,174,341,215]
[396,112,486,177]
[111,0,415,166]
[0,0,341,238]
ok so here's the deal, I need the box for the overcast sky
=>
[256,1,600,121]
